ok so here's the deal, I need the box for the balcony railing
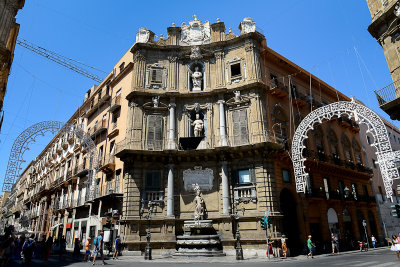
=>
[99,154,115,173]
[110,95,121,112]
[90,120,107,139]
[84,88,111,117]
[142,190,164,204]
[74,163,89,177]
[116,131,284,154]
[375,79,400,106]
[234,185,257,203]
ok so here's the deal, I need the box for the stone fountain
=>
[174,184,225,257]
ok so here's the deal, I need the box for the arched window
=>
[327,128,339,158]
[272,104,288,140]
[314,125,325,152]
[352,137,362,165]
[341,134,353,163]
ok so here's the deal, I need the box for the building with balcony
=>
[353,98,400,238]
[1,16,382,256]
[113,17,380,255]
[0,0,25,131]
[367,0,400,120]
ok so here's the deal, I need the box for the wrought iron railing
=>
[375,80,400,106]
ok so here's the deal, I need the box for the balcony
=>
[233,185,257,203]
[84,88,112,118]
[90,120,107,139]
[109,95,121,113]
[142,190,164,205]
[268,79,289,97]
[73,163,89,177]
[375,80,400,120]
[99,154,115,173]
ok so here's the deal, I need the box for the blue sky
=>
[1,0,397,190]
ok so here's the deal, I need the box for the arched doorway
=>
[342,209,354,250]
[356,210,366,241]
[280,189,301,255]
[327,208,339,236]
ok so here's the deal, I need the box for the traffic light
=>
[260,217,267,230]
[391,204,400,218]
[267,217,272,229]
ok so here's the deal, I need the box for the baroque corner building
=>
[115,16,380,253]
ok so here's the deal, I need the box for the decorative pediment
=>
[226,91,251,107]
[180,15,211,46]
[143,96,168,111]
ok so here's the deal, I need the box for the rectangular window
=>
[150,68,163,83]
[339,180,345,200]
[115,170,121,193]
[282,169,291,183]
[147,115,163,150]
[232,109,249,146]
[110,141,115,154]
[362,185,369,197]
[372,159,377,168]
[99,146,103,161]
[378,186,385,202]
[238,169,250,183]
[230,63,241,78]
[323,178,330,199]
[119,62,125,72]
[145,171,161,191]
[352,183,358,200]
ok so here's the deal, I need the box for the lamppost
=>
[362,219,370,249]
[143,201,157,260]
[232,200,244,260]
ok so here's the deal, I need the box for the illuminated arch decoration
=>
[3,121,98,200]
[292,101,400,198]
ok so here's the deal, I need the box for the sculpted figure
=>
[192,113,204,137]
[193,184,204,220]
[191,66,203,91]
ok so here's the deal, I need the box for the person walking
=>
[281,234,287,259]
[112,235,121,260]
[306,235,315,258]
[92,232,106,265]
[331,233,339,254]
[83,237,91,262]
[395,233,400,262]
[21,234,36,267]
[371,235,376,248]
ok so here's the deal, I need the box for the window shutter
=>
[147,115,163,150]
[231,169,238,185]
[232,109,249,146]
[250,168,256,183]
[151,68,163,83]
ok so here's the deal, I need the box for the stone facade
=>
[0,0,25,131]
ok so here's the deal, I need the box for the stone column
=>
[214,51,225,87]
[218,100,228,146]
[168,102,177,149]
[221,161,231,215]
[132,51,146,89]
[166,164,175,217]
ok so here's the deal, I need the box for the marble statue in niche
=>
[192,113,204,137]
[190,66,203,91]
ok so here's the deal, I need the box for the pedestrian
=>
[44,236,53,261]
[281,234,287,259]
[371,235,376,248]
[92,232,106,265]
[21,234,36,267]
[83,237,91,262]
[306,235,315,258]
[331,233,339,254]
[112,235,121,260]
[396,233,400,261]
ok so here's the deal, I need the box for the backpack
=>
[93,237,99,248]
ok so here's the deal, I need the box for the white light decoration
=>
[291,101,399,198]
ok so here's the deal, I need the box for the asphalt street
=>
[12,247,400,267]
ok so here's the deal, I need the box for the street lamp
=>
[144,201,157,260]
[362,219,370,249]
[232,200,244,260]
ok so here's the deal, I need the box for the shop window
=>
[282,169,291,183]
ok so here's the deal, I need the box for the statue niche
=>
[188,62,204,91]
[189,111,205,137]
